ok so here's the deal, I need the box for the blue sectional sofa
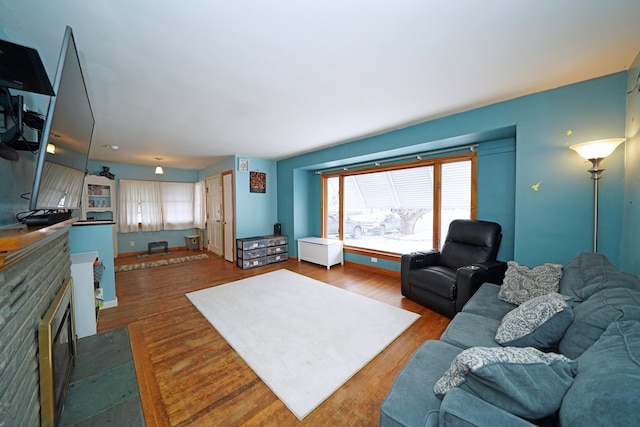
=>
[380,252,640,426]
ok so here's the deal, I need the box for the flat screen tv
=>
[28,26,94,213]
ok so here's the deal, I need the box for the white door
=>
[222,171,234,263]
[206,175,223,256]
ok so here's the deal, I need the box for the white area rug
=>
[186,269,419,420]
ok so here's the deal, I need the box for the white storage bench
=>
[297,237,343,269]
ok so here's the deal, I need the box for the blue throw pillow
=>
[495,293,573,348]
[498,261,563,305]
[560,320,640,426]
[433,346,577,419]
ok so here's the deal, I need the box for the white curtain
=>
[161,182,195,230]
[140,181,163,231]
[193,181,207,229]
[36,162,85,208]
[119,179,204,233]
[118,179,163,232]
[118,179,139,232]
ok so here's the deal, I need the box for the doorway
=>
[205,175,223,256]
[222,171,234,263]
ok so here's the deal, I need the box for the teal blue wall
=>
[87,160,200,254]
[294,169,314,237]
[69,223,117,304]
[277,73,628,269]
[233,156,279,238]
[621,52,640,276]
[477,138,517,261]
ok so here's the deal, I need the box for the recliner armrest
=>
[400,250,440,298]
[454,260,507,312]
[402,250,440,269]
[471,260,507,274]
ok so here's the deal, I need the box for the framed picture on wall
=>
[249,171,266,193]
[238,158,249,172]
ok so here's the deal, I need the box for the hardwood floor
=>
[99,250,450,426]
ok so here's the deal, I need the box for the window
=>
[322,154,475,256]
[118,179,205,232]
[161,182,195,230]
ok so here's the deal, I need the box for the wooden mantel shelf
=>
[0,218,78,268]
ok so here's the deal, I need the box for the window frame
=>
[321,152,477,260]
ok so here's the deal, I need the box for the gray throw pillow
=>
[495,292,574,348]
[434,346,577,419]
[498,261,563,305]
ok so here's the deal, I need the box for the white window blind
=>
[324,158,473,254]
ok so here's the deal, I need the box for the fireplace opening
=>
[39,277,76,427]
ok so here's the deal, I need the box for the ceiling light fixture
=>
[103,144,119,150]
[46,143,56,154]
[569,138,625,252]
[154,157,164,175]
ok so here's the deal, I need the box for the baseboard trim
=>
[118,246,189,258]
[101,298,118,309]
[344,260,400,278]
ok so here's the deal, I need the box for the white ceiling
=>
[1,1,639,170]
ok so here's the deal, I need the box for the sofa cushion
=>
[560,320,640,426]
[462,283,516,321]
[495,293,573,349]
[440,312,503,349]
[433,346,576,419]
[558,287,640,359]
[558,252,640,303]
[440,388,540,427]
[498,261,563,305]
[381,340,463,427]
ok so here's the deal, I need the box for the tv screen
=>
[29,26,94,211]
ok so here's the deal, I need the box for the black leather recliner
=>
[400,219,507,318]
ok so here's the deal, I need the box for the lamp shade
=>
[155,165,164,175]
[569,138,625,160]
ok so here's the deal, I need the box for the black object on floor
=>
[58,327,145,426]
[147,241,168,255]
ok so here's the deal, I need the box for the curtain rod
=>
[314,144,479,175]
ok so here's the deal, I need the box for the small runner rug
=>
[186,269,419,420]
[115,254,209,272]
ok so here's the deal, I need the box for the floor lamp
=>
[569,138,625,253]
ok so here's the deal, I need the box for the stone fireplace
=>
[0,225,73,425]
